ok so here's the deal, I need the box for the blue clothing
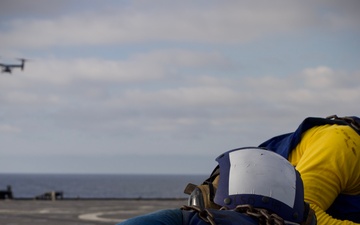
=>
[116,208,259,225]
[326,194,360,222]
[183,208,258,225]
[117,209,183,225]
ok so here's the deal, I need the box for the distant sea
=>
[0,173,207,199]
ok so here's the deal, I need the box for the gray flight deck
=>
[0,199,187,225]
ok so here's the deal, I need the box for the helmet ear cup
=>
[198,176,220,209]
[185,175,221,209]
[187,187,205,209]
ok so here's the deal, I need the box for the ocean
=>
[0,173,207,199]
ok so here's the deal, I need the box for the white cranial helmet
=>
[214,147,309,224]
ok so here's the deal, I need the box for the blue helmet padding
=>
[214,147,305,223]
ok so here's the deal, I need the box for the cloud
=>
[302,66,335,88]
[1,1,359,51]
[0,0,70,17]
[1,0,359,174]
[3,49,227,86]
[7,63,357,139]
[13,63,358,158]
[2,44,359,143]
[0,124,22,133]
[1,90,61,106]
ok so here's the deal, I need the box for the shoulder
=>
[302,124,360,151]
[297,124,360,185]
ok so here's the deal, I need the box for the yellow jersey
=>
[289,125,360,225]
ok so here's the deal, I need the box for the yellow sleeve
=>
[288,125,360,225]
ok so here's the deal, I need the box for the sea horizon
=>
[0,173,207,199]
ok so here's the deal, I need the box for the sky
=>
[0,0,359,175]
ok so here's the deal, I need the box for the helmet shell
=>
[214,147,305,223]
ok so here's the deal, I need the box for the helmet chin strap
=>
[300,203,317,225]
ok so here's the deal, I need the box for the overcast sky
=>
[0,0,359,174]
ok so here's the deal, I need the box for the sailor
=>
[116,147,316,225]
[259,115,360,224]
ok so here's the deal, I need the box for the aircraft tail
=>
[20,59,25,70]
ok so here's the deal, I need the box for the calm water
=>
[0,173,207,199]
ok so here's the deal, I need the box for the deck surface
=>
[0,199,187,225]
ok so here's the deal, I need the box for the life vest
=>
[258,115,360,222]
